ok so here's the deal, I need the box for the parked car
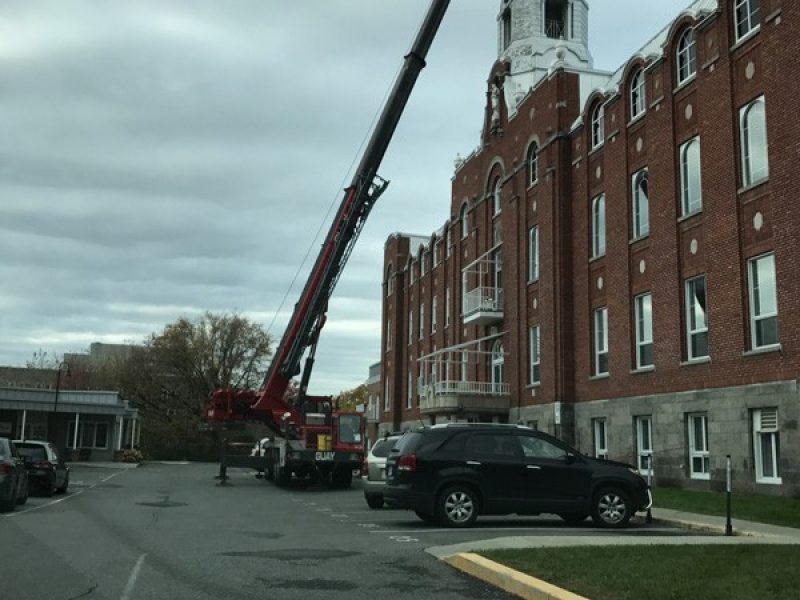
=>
[0,437,29,512]
[384,423,651,528]
[14,440,69,496]
[362,434,402,509]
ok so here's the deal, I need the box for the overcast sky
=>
[0,1,695,394]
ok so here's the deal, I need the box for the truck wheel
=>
[366,495,384,509]
[591,487,632,528]
[437,485,479,528]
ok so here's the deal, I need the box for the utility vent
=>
[758,408,779,432]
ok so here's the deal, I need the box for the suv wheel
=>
[365,495,384,509]
[591,487,632,528]
[437,485,479,528]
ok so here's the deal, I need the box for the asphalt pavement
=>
[1,462,720,600]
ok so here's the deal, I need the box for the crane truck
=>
[206,0,451,488]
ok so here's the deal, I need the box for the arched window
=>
[526,143,539,186]
[677,28,697,85]
[385,264,394,297]
[491,340,505,394]
[632,169,649,239]
[460,203,469,238]
[493,178,502,215]
[592,194,606,258]
[741,97,769,186]
[591,103,604,149]
[630,68,646,119]
[680,137,702,215]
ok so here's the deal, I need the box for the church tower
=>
[496,0,593,110]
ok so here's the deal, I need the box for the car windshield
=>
[16,445,48,460]
[338,415,362,444]
[371,438,398,458]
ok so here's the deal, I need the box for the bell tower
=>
[496,0,593,108]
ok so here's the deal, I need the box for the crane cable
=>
[265,61,404,339]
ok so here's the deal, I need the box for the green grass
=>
[482,546,800,600]
[654,486,800,529]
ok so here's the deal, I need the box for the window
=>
[460,203,469,238]
[528,226,539,282]
[419,303,424,339]
[461,350,468,382]
[526,143,539,186]
[383,379,390,411]
[591,194,606,258]
[735,0,761,41]
[446,228,453,257]
[636,416,653,475]
[407,372,413,409]
[493,178,502,215]
[491,340,505,394]
[688,413,710,479]
[593,419,608,459]
[431,297,438,333]
[753,408,781,484]
[632,169,649,239]
[593,307,609,376]
[741,97,769,186]
[748,253,779,349]
[680,137,702,216]
[433,243,439,266]
[67,421,109,450]
[385,319,392,352]
[635,293,654,369]
[410,261,416,284]
[502,7,512,49]
[677,28,697,85]
[529,325,540,385]
[386,265,394,296]
[544,0,567,40]
[445,288,451,327]
[591,103,604,149]
[519,435,567,459]
[420,251,426,276]
[630,69,646,120]
[685,275,709,360]
[408,310,413,345]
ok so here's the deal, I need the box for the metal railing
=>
[463,287,503,315]
[428,380,510,396]
[545,19,566,39]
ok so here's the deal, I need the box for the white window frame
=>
[420,251,426,276]
[527,143,539,187]
[460,350,468,382]
[735,0,761,41]
[386,266,394,297]
[408,310,413,345]
[635,415,653,476]
[688,413,710,480]
[740,96,769,187]
[593,418,608,460]
[446,228,453,257]
[432,243,439,267]
[632,168,649,239]
[431,296,438,333]
[591,103,604,149]
[635,293,654,370]
[493,178,502,215]
[591,194,606,259]
[383,379,390,412]
[593,307,608,376]
[685,275,709,361]
[680,137,702,216]
[67,420,110,450]
[528,226,539,283]
[460,204,469,238]
[418,303,424,340]
[753,408,781,484]
[748,253,779,349]
[385,319,392,352]
[630,69,646,120]
[529,325,540,386]
[677,28,697,85]
[445,288,451,327]
[407,372,413,409]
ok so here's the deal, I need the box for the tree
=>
[26,349,62,369]
[334,383,368,412]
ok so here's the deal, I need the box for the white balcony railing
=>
[463,287,503,316]
[429,380,510,397]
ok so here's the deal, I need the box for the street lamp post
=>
[52,362,70,444]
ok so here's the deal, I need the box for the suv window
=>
[392,432,422,455]
[465,434,521,458]
[519,435,568,460]
[371,438,398,458]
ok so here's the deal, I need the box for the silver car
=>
[363,435,401,509]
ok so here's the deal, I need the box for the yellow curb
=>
[442,552,590,600]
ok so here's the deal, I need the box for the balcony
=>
[463,287,504,326]
[420,380,510,416]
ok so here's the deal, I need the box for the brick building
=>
[380,0,799,495]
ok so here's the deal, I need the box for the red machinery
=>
[207,0,450,487]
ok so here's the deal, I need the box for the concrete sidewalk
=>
[431,510,800,599]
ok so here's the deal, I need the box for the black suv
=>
[383,424,651,528]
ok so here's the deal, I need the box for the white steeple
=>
[496,0,593,110]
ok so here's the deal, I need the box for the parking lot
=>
[2,463,718,600]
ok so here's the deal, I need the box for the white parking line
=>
[120,553,147,600]
[2,469,126,518]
